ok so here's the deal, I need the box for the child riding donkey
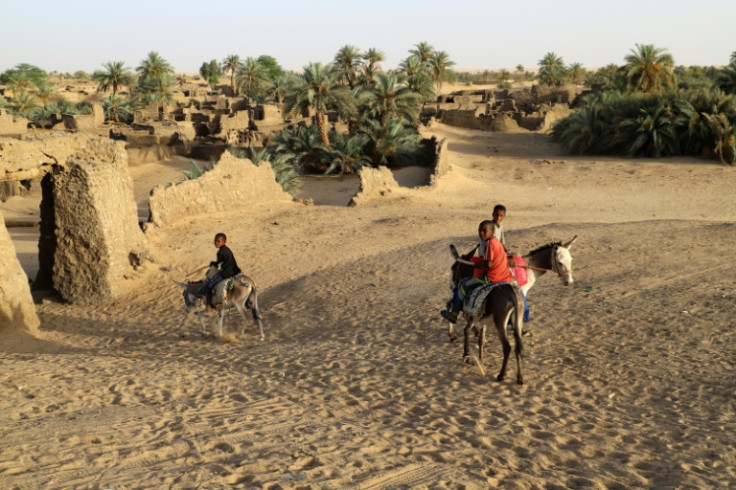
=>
[201,233,242,315]
[441,220,514,324]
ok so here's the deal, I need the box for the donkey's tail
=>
[247,286,262,321]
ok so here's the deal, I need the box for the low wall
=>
[147,151,293,227]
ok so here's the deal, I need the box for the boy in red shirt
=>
[442,220,513,324]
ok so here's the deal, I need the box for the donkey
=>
[447,236,576,342]
[175,268,264,340]
[447,236,577,384]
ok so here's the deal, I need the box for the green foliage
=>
[356,72,421,131]
[257,55,284,82]
[102,94,134,123]
[553,89,736,164]
[624,44,676,93]
[538,52,568,86]
[137,52,174,82]
[228,144,302,196]
[428,51,456,92]
[73,70,90,80]
[360,117,421,167]
[236,57,270,100]
[199,59,222,85]
[92,61,135,95]
[716,62,736,94]
[283,63,357,146]
[222,54,241,96]
[323,132,370,177]
[333,45,362,88]
[183,160,206,180]
[1,63,48,87]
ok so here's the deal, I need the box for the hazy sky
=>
[1,0,734,74]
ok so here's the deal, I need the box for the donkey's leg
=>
[512,303,525,385]
[448,322,456,342]
[462,318,474,363]
[234,302,249,336]
[494,316,511,382]
[198,314,207,336]
[217,310,224,337]
[250,292,265,341]
[477,324,486,363]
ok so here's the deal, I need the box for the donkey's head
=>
[449,244,476,289]
[552,236,577,286]
[175,281,200,312]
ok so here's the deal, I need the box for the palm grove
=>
[2,43,734,193]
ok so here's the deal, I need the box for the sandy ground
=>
[1,124,735,488]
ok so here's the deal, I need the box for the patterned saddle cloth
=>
[462,281,519,316]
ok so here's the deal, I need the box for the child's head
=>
[214,233,227,248]
[492,204,507,224]
[478,220,494,241]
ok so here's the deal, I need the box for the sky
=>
[1,0,735,75]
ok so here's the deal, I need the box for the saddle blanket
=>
[510,255,528,286]
[462,281,520,317]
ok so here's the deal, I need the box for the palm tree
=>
[266,74,290,104]
[102,94,133,123]
[624,44,676,93]
[361,117,420,166]
[428,51,455,92]
[323,132,370,177]
[568,62,585,85]
[6,73,33,97]
[618,103,679,157]
[139,74,175,119]
[360,48,385,86]
[552,104,610,154]
[730,51,736,65]
[222,54,241,96]
[236,57,269,99]
[92,61,134,95]
[537,52,567,86]
[36,83,55,105]
[333,45,362,88]
[358,72,421,133]
[136,51,174,82]
[716,62,736,94]
[10,92,39,117]
[400,57,435,101]
[410,42,434,63]
[283,62,356,147]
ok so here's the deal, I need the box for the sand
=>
[1,123,735,488]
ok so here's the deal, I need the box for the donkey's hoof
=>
[462,355,472,365]
[495,375,506,382]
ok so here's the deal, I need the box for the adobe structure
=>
[422,84,584,132]
[0,133,151,305]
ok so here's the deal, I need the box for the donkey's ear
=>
[563,235,578,249]
[173,281,189,290]
[450,244,459,260]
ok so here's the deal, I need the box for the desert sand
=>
[1,123,735,488]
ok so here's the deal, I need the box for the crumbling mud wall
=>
[50,157,150,303]
[147,151,292,227]
[348,166,401,206]
[1,133,151,304]
[0,109,28,135]
[0,214,41,337]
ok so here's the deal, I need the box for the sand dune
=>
[1,125,735,488]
